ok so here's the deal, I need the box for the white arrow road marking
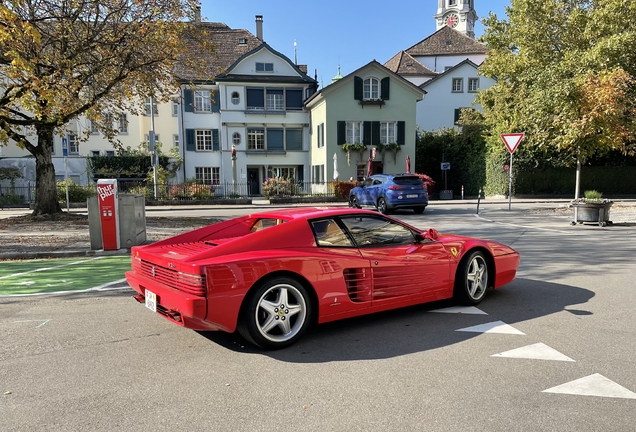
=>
[429,306,488,315]
[456,320,526,335]
[13,319,50,328]
[492,343,574,362]
[543,374,636,399]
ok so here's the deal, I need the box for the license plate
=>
[145,289,157,312]
[406,194,418,198]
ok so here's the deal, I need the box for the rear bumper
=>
[126,271,220,331]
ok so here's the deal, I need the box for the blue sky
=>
[199,0,511,87]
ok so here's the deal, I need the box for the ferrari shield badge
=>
[450,247,458,257]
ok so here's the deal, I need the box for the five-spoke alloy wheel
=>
[239,277,312,349]
[454,251,489,305]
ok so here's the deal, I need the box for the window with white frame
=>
[231,92,240,105]
[68,134,79,154]
[118,114,128,133]
[106,151,115,157]
[172,101,179,116]
[363,77,380,99]
[232,132,241,145]
[195,167,220,185]
[90,120,99,134]
[452,78,463,92]
[144,97,158,116]
[346,121,363,144]
[248,129,265,150]
[91,150,100,156]
[173,134,179,148]
[194,90,211,112]
[196,130,212,151]
[267,166,296,179]
[468,78,479,92]
[380,121,397,144]
[266,89,283,110]
[317,123,324,148]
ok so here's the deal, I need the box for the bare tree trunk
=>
[32,126,62,215]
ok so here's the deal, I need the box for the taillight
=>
[388,186,404,190]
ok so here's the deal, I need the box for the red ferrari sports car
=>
[126,207,519,349]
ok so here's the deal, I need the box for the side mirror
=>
[418,228,439,242]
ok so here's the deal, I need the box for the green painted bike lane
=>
[0,256,132,296]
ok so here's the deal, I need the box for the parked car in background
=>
[126,207,520,350]
[349,173,429,214]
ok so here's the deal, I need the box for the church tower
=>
[434,0,478,38]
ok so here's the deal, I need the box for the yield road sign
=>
[501,133,524,154]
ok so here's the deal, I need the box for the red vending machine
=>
[97,179,120,250]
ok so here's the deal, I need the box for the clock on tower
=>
[444,13,459,28]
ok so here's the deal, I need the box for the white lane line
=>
[543,374,636,399]
[474,214,578,234]
[0,278,130,298]
[13,319,51,328]
[0,257,106,280]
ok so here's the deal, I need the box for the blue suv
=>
[348,173,429,214]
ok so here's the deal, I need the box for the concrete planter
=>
[571,202,613,227]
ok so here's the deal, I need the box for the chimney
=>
[255,15,263,40]
[194,6,201,24]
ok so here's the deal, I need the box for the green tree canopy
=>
[0,0,212,215]
[478,0,636,181]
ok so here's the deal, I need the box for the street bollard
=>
[476,188,482,214]
[461,185,464,200]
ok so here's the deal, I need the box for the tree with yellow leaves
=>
[0,0,213,215]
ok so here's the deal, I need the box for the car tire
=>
[454,251,489,305]
[349,195,361,208]
[377,197,390,214]
[413,206,426,214]
[238,276,312,350]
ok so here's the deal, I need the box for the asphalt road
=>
[1,202,635,431]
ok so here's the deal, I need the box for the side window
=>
[340,216,415,247]
[311,219,353,247]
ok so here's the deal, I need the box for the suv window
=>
[393,176,423,186]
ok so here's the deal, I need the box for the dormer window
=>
[238,38,247,45]
[256,62,274,72]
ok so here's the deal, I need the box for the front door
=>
[247,168,260,195]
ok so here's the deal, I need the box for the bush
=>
[262,177,297,197]
[56,180,96,204]
[329,181,357,199]
[0,192,23,205]
[169,182,214,200]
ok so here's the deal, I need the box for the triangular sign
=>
[501,133,524,154]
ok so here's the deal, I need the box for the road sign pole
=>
[64,156,70,213]
[508,152,513,211]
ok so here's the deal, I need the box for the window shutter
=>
[397,121,405,145]
[354,76,363,100]
[381,77,390,100]
[337,121,346,145]
[372,121,380,145]
[211,91,220,113]
[184,90,194,113]
[363,121,371,146]
[186,129,195,151]
[212,129,219,151]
